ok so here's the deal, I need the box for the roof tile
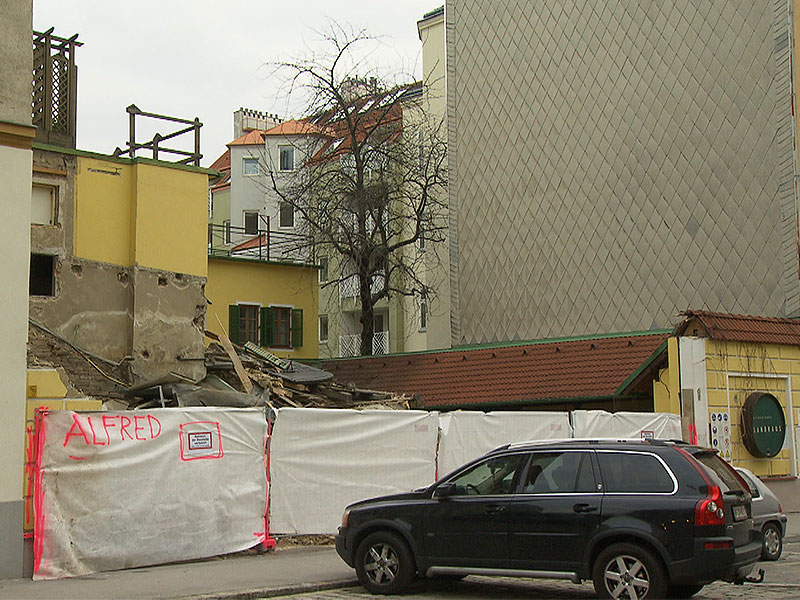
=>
[322,332,669,408]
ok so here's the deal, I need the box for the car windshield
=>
[694,452,748,494]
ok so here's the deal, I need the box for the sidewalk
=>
[2,513,798,600]
[0,546,357,600]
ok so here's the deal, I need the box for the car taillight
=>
[675,447,726,527]
[695,484,725,526]
[341,509,350,528]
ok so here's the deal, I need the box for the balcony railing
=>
[339,331,389,357]
[208,221,310,264]
[339,273,386,300]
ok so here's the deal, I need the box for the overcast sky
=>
[33,1,438,166]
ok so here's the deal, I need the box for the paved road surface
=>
[266,537,800,599]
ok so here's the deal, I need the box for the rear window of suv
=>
[597,451,675,493]
[692,452,748,494]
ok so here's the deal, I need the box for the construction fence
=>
[31,406,680,578]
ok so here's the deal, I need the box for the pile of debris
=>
[125,331,411,412]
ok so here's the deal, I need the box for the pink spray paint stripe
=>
[32,409,50,575]
[24,424,36,536]
[262,422,275,549]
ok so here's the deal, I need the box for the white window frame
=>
[243,211,260,235]
[318,256,329,283]
[319,314,329,343]
[243,157,259,176]
[278,146,294,172]
[278,201,294,228]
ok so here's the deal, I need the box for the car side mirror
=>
[433,482,457,499]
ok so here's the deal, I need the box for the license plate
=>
[732,505,747,521]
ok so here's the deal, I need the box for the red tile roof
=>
[323,332,669,409]
[210,148,230,171]
[232,234,266,252]
[263,119,330,137]
[677,310,800,345]
[228,129,267,146]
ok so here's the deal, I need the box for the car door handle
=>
[573,503,598,513]
[485,504,506,515]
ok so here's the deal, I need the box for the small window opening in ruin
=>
[30,254,56,296]
[31,183,58,225]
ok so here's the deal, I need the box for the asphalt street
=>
[266,535,800,599]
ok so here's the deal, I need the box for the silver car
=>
[735,467,788,560]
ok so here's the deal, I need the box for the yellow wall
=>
[205,257,319,359]
[702,339,795,478]
[132,162,208,277]
[74,156,134,266]
[653,337,681,413]
[74,156,209,277]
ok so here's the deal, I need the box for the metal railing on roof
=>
[208,221,311,264]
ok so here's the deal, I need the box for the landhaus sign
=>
[741,392,786,458]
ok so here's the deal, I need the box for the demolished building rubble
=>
[29,322,410,413]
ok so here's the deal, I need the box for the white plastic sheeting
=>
[436,411,572,478]
[34,408,267,580]
[572,410,682,440]
[268,408,439,535]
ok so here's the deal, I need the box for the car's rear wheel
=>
[593,543,666,599]
[762,522,783,560]
[355,531,415,594]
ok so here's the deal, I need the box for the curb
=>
[186,578,359,600]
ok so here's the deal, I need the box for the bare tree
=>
[269,27,448,355]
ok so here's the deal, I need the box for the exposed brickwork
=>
[27,323,131,400]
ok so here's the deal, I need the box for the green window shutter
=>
[228,305,241,344]
[291,308,303,348]
[260,307,273,347]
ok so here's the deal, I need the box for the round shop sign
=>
[741,392,786,458]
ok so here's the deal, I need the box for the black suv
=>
[335,439,761,599]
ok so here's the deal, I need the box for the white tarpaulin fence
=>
[268,408,439,534]
[268,408,684,535]
[34,407,267,580]
[436,411,571,477]
[571,410,682,440]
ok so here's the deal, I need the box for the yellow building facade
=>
[205,256,319,360]
[651,312,798,484]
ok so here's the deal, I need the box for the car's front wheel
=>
[592,542,666,599]
[354,531,415,594]
[762,522,783,561]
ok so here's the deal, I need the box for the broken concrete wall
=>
[29,257,134,362]
[130,266,206,383]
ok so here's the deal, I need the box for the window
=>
[319,315,329,342]
[244,211,259,235]
[448,454,525,496]
[31,184,57,225]
[30,254,56,296]
[243,157,259,176]
[279,146,294,171]
[419,293,428,331]
[318,256,328,282]
[279,202,294,228]
[236,304,260,344]
[262,306,303,349]
[597,452,675,494]
[272,307,291,347]
[521,451,596,494]
[418,225,426,251]
[224,220,232,243]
